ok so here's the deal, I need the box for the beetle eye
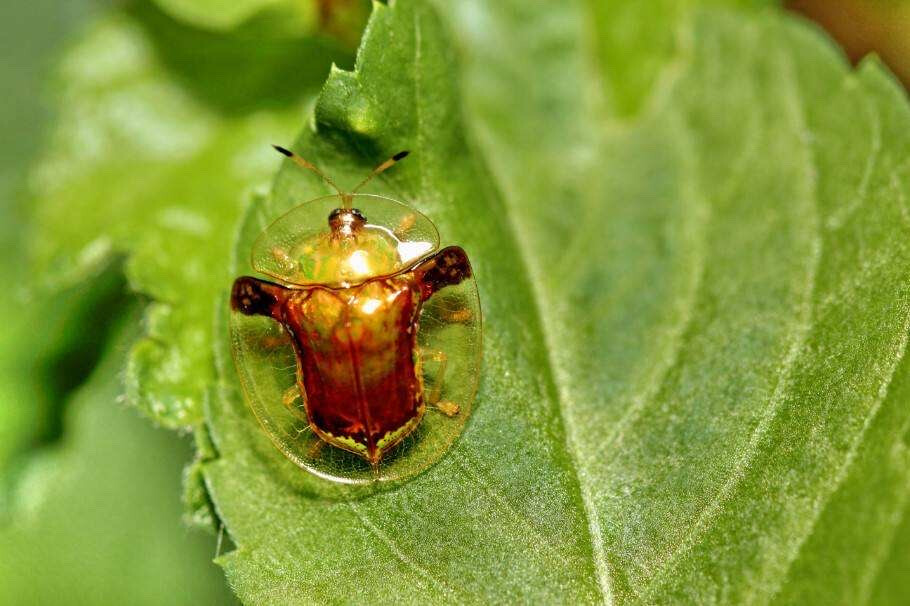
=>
[351,208,367,222]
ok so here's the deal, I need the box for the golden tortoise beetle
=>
[229,146,482,483]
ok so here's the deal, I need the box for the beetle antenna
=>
[350,150,410,194]
[272,145,348,203]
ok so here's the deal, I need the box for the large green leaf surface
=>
[449,1,910,604]
[444,2,910,603]
[202,1,910,604]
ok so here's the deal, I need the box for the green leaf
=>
[149,0,371,46]
[206,1,910,604]
[0,266,133,515]
[28,1,352,429]
[584,0,780,117]
[0,0,111,510]
[211,1,600,602]
[152,0,317,31]
[447,2,910,603]
[0,306,237,605]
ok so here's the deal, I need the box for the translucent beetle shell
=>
[229,148,482,484]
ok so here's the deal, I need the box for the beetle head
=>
[252,193,440,289]
[328,207,367,238]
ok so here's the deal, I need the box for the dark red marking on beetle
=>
[413,246,472,301]
[231,276,287,317]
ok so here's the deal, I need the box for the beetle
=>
[229,146,482,479]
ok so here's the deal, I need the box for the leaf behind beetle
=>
[211,1,910,604]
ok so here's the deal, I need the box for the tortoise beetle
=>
[230,146,482,483]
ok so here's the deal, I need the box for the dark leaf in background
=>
[0,307,236,605]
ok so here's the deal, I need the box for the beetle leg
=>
[282,385,309,422]
[423,349,448,405]
[433,400,460,417]
[413,246,472,301]
[394,213,417,237]
[307,438,325,459]
[445,308,473,324]
[282,385,299,407]
[258,334,291,349]
[422,349,460,417]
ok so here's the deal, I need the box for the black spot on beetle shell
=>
[416,246,471,300]
[232,276,286,317]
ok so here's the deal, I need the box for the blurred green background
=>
[0,2,236,603]
[0,0,367,603]
[0,0,908,604]
[0,0,234,597]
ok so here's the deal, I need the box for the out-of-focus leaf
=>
[150,0,370,45]
[152,0,317,31]
[199,1,910,604]
[0,0,99,512]
[0,307,237,606]
[0,0,96,233]
[0,266,131,515]
[27,1,352,429]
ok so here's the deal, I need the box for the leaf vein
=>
[643,41,822,597]
[766,69,910,606]
[596,109,758,471]
[484,93,617,606]
[453,450,586,569]
[346,502,462,601]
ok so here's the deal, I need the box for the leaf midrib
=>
[482,8,901,605]
[484,6,716,604]
[482,11,630,604]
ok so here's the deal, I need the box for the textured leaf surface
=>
[211,2,600,602]
[28,2,350,429]
[206,1,910,604]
